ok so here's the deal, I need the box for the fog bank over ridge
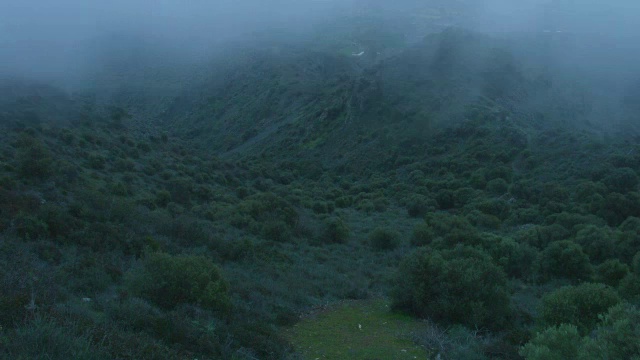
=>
[1,0,640,91]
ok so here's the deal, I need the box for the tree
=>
[541,283,620,334]
[392,246,511,329]
[521,304,640,360]
[520,324,582,360]
[127,252,230,313]
[538,240,592,282]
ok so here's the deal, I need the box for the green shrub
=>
[262,220,292,242]
[467,209,502,230]
[509,179,540,203]
[155,189,171,208]
[574,225,616,264]
[538,240,593,282]
[486,178,509,195]
[616,219,640,263]
[55,160,80,184]
[453,187,476,207]
[59,129,76,144]
[549,212,604,231]
[113,159,136,172]
[136,141,151,152]
[60,257,113,294]
[2,317,110,360]
[619,217,640,233]
[476,199,510,220]
[127,252,231,312]
[595,259,630,287]
[335,196,353,208]
[618,273,640,301]
[37,204,76,239]
[470,169,487,189]
[413,324,490,360]
[356,199,375,213]
[425,213,480,247]
[435,189,455,209]
[312,201,329,214]
[486,165,513,183]
[581,303,640,359]
[392,246,511,329]
[110,181,129,196]
[520,324,582,360]
[0,293,29,328]
[323,217,350,244]
[217,238,255,262]
[604,167,639,193]
[522,304,640,360]
[168,177,194,205]
[480,234,538,280]
[600,192,640,226]
[368,227,401,251]
[16,136,53,180]
[517,224,570,249]
[540,183,569,204]
[615,229,640,264]
[633,251,640,274]
[86,153,106,170]
[14,212,49,240]
[372,196,389,212]
[406,195,434,218]
[240,192,298,227]
[574,181,607,201]
[540,283,621,334]
[160,216,215,247]
[410,222,434,247]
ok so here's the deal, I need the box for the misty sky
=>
[2,0,640,84]
[354,0,640,35]
[0,0,351,81]
[0,0,352,46]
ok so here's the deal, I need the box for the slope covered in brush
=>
[2,25,640,360]
[158,29,614,176]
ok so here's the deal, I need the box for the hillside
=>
[1,28,640,360]
[157,29,622,175]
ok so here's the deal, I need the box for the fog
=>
[1,0,640,94]
[0,0,353,84]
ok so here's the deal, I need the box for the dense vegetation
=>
[1,26,639,359]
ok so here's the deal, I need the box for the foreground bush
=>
[521,304,640,360]
[582,303,640,358]
[127,252,231,312]
[392,246,511,329]
[540,283,620,334]
[2,317,110,360]
[520,324,583,360]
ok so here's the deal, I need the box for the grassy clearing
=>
[286,299,430,359]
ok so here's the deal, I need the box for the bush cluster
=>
[127,252,231,313]
[392,246,511,329]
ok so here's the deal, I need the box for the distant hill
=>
[155,28,615,174]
